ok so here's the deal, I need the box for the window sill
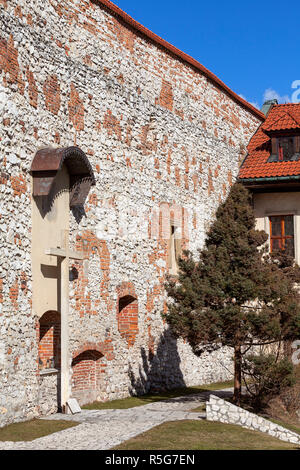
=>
[267,153,300,163]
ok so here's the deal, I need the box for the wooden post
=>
[45,230,84,413]
[60,230,70,413]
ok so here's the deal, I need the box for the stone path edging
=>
[206,394,300,445]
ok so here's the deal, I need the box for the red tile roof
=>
[93,0,265,121]
[239,104,300,180]
[262,104,300,133]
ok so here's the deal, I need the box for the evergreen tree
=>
[163,183,300,405]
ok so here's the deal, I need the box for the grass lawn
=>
[0,419,78,442]
[189,403,206,412]
[113,419,299,450]
[82,380,233,410]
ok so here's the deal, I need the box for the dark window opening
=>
[119,295,137,313]
[278,137,295,161]
[268,136,300,162]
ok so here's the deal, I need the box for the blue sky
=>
[113,0,300,109]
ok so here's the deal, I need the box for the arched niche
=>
[38,310,61,370]
[119,294,137,312]
[117,295,139,347]
[71,348,104,405]
[116,282,139,347]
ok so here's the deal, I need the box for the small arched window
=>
[118,295,138,347]
[38,311,61,370]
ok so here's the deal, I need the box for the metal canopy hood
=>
[30,146,96,207]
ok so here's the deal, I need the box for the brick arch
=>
[116,282,139,347]
[72,342,106,359]
[119,294,136,312]
[38,310,61,370]
[116,281,137,299]
[71,344,105,406]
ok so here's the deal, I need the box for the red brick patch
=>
[0,34,24,94]
[103,109,122,141]
[69,83,84,131]
[26,67,38,108]
[158,80,173,112]
[43,74,61,115]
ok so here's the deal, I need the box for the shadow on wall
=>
[128,328,186,395]
[71,204,86,224]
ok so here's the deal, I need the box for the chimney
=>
[261,99,278,116]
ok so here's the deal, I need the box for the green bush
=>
[243,354,296,408]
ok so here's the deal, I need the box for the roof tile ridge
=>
[285,108,300,127]
[262,109,291,129]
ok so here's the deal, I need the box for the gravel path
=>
[0,389,233,450]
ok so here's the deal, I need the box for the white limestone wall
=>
[0,0,262,426]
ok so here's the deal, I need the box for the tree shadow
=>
[128,328,186,396]
[127,328,235,404]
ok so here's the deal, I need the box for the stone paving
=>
[0,389,234,450]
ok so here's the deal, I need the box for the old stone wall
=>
[0,0,263,426]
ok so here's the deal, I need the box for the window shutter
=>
[271,137,278,156]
